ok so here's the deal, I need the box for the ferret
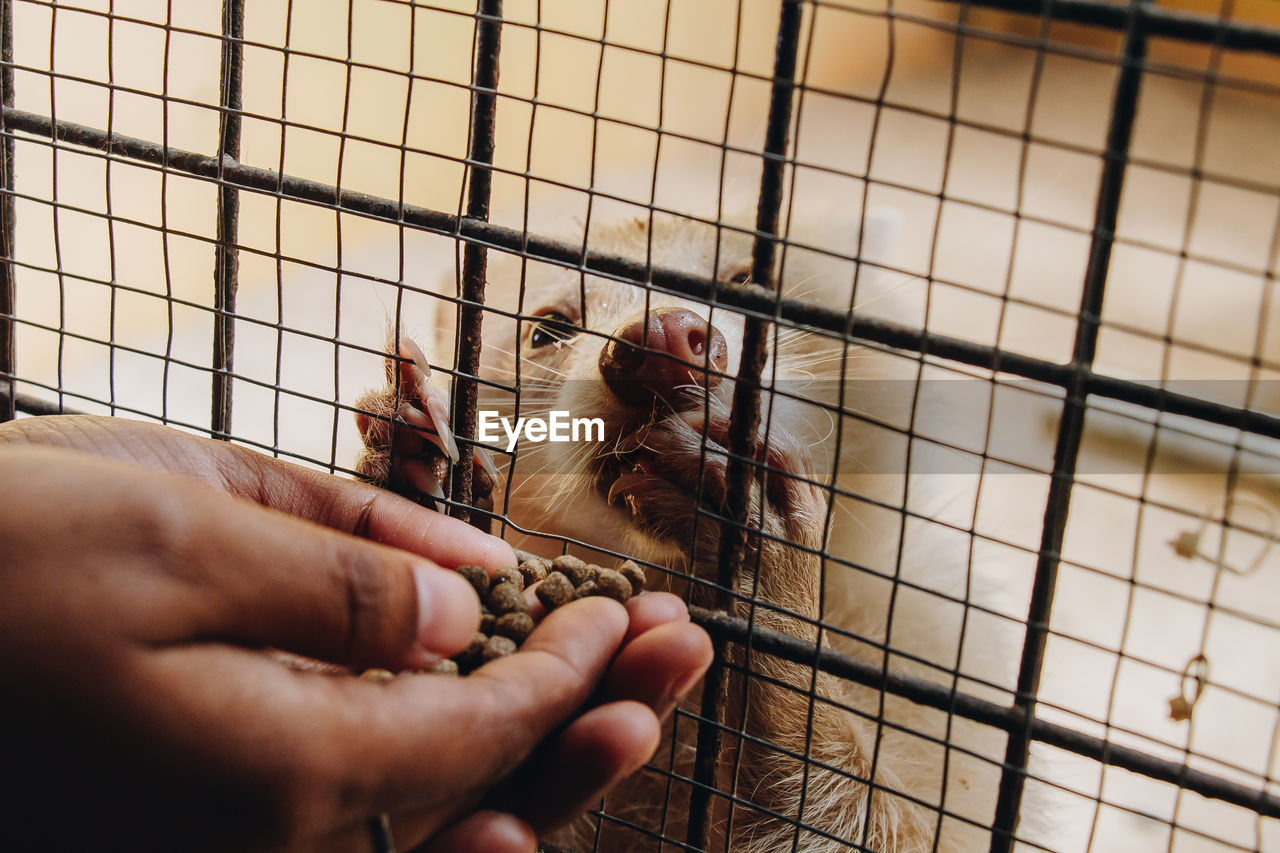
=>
[355,209,1019,852]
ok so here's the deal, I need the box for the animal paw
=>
[355,335,499,518]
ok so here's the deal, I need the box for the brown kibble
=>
[479,611,496,634]
[490,565,525,591]
[536,572,575,610]
[361,668,395,684]
[619,559,647,591]
[495,611,535,643]
[594,569,633,603]
[455,631,488,670]
[518,559,548,586]
[513,548,543,566]
[574,580,599,600]
[456,564,490,598]
[483,634,518,662]
[552,554,593,586]
[487,582,529,615]
[429,659,460,676]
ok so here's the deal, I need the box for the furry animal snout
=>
[597,308,728,407]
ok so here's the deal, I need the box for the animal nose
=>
[598,308,728,406]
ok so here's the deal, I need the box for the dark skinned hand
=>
[0,415,712,852]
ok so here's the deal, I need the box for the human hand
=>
[0,416,712,852]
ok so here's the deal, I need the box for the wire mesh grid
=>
[3,0,1280,850]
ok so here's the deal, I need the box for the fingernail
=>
[413,564,481,657]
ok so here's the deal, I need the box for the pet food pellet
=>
[619,559,647,591]
[455,631,488,670]
[513,548,543,567]
[574,580,599,600]
[430,659,459,676]
[594,569,633,603]
[483,634,518,662]
[456,564,490,598]
[490,565,525,591]
[495,611,535,642]
[518,559,548,586]
[488,581,529,615]
[552,554,593,586]
[536,571,575,610]
[479,610,496,634]
[361,668,396,684]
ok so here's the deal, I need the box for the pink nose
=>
[598,308,728,406]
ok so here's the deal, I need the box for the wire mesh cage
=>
[3,0,1280,850]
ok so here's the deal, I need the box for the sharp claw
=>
[401,457,447,502]
[423,391,461,463]
[388,333,461,466]
[397,401,433,431]
[474,446,500,485]
[426,478,447,502]
[395,394,460,465]
[398,402,451,458]
[397,337,434,399]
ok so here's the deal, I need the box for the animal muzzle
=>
[597,308,728,408]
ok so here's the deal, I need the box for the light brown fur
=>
[357,210,1012,851]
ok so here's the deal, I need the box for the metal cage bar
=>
[936,0,1280,54]
[989,2,1151,849]
[688,606,1280,821]
[687,1,807,848]
[211,0,244,440]
[0,0,13,425]
[449,0,502,525]
[7,107,1278,445]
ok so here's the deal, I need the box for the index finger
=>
[224,441,517,571]
[0,415,517,571]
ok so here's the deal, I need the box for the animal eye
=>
[529,311,578,349]
[723,267,752,285]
